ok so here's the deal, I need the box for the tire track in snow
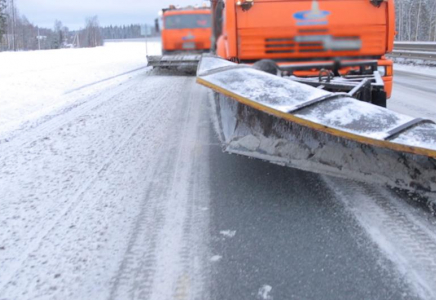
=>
[324,176,436,300]
[0,77,192,299]
[147,82,209,300]
[0,71,147,157]
[0,77,176,295]
[108,120,180,300]
[175,127,212,300]
[0,76,173,238]
[109,80,210,300]
[63,66,150,94]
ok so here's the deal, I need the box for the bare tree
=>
[0,0,6,44]
[415,0,422,41]
[397,0,403,40]
[0,0,76,51]
[80,16,102,48]
[10,0,16,50]
[428,1,436,41]
[53,19,63,48]
[61,25,69,45]
[394,0,436,42]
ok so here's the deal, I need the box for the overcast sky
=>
[17,0,205,30]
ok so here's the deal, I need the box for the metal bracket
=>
[348,78,370,96]
[288,93,348,113]
[384,118,435,141]
[318,69,334,83]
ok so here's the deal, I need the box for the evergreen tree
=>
[53,19,63,49]
[99,24,148,40]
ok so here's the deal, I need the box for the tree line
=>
[101,24,155,40]
[0,0,154,52]
[0,0,106,51]
[0,0,104,51]
[4,0,435,52]
[396,0,436,41]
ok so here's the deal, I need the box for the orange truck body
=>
[162,8,212,53]
[214,0,395,97]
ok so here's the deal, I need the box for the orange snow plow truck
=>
[147,5,212,69]
[196,0,436,194]
[210,0,395,107]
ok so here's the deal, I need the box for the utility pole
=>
[36,28,47,51]
[37,27,40,50]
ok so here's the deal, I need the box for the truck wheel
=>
[372,90,387,108]
[253,59,280,76]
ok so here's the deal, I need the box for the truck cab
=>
[162,6,212,54]
[212,0,395,100]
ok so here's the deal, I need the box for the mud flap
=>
[197,55,436,194]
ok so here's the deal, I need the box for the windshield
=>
[164,13,211,29]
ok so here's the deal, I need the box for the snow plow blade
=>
[196,56,436,194]
[147,54,201,69]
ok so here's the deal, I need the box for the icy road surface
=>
[2,43,436,299]
[0,74,211,299]
[389,69,436,122]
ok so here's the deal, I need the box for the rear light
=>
[386,65,393,76]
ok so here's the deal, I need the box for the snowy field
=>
[0,40,161,136]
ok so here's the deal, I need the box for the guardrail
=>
[391,42,436,61]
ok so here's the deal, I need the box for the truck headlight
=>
[377,66,386,77]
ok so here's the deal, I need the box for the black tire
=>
[372,90,387,108]
[252,59,280,76]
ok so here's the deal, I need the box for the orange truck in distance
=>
[147,6,212,69]
[211,0,395,107]
[161,6,212,54]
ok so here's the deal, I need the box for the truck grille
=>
[265,36,361,54]
[237,26,386,59]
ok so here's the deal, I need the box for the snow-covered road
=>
[2,42,436,299]
[389,69,436,122]
[0,72,211,299]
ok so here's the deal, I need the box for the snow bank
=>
[0,40,161,135]
[394,62,436,76]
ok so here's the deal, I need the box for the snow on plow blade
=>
[197,55,436,194]
[147,55,201,68]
